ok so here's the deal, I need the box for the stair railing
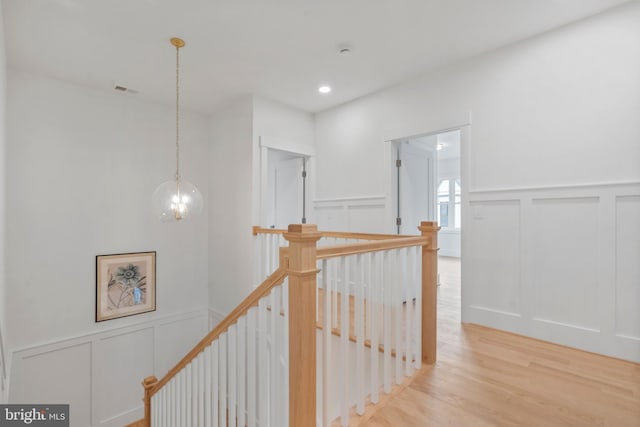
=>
[140,222,438,427]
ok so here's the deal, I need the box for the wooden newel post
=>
[142,375,158,427]
[283,224,322,427]
[419,221,440,364]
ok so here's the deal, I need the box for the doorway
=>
[264,148,308,229]
[394,130,461,255]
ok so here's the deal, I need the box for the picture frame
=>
[96,251,156,322]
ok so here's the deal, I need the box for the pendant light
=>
[152,37,203,222]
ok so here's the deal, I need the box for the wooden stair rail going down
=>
[139,266,288,426]
[139,222,438,426]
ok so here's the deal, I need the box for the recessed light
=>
[318,85,331,94]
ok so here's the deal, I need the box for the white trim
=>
[381,111,472,142]
[532,317,601,333]
[259,135,316,156]
[10,308,208,355]
[468,305,521,318]
[98,404,142,425]
[313,195,386,204]
[469,180,640,194]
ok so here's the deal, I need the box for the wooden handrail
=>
[253,225,406,241]
[149,267,288,396]
[316,236,429,259]
[252,226,287,235]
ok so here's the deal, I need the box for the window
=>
[437,178,461,229]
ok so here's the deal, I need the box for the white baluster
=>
[383,250,392,394]
[404,247,414,376]
[258,298,268,426]
[238,316,247,427]
[355,253,365,415]
[212,340,220,427]
[204,346,212,427]
[322,259,331,427]
[269,287,281,426]
[198,353,205,426]
[181,363,186,426]
[219,333,227,427]
[169,378,176,427]
[394,250,403,385]
[194,358,200,426]
[340,256,349,425]
[415,246,423,367]
[247,308,257,427]
[282,280,290,427]
[370,251,380,404]
[229,325,237,426]
[261,234,268,281]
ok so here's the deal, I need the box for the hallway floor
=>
[349,257,640,426]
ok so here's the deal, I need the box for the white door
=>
[273,156,304,228]
[398,141,437,234]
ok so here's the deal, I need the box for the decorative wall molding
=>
[468,180,640,195]
[9,309,208,426]
[463,182,640,362]
[314,195,387,233]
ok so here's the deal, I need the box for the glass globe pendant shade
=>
[152,178,203,222]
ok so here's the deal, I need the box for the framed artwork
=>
[96,251,156,322]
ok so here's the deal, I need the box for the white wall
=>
[0,2,8,404]
[208,96,254,318]
[6,70,209,424]
[314,3,640,361]
[208,95,314,320]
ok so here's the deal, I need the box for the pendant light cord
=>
[175,44,181,181]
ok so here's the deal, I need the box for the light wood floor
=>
[349,257,640,427]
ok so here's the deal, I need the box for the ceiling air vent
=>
[113,84,139,94]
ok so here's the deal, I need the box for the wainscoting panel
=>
[9,309,208,426]
[615,196,640,341]
[465,182,640,362]
[94,327,154,427]
[468,200,521,317]
[530,197,600,331]
[314,196,387,233]
[155,313,208,378]
[10,342,92,426]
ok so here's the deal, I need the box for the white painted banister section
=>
[317,243,423,427]
[150,279,289,427]
[253,227,288,284]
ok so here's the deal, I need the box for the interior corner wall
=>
[208,96,255,318]
[6,70,210,426]
[0,1,8,404]
[314,3,640,362]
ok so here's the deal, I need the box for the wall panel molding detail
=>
[614,195,640,341]
[314,195,387,233]
[9,309,208,426]
[464,183,640,362]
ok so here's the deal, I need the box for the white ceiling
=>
[2,0,629,114]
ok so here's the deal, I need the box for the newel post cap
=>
[418,221,441,232]
[283,224,322,242]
